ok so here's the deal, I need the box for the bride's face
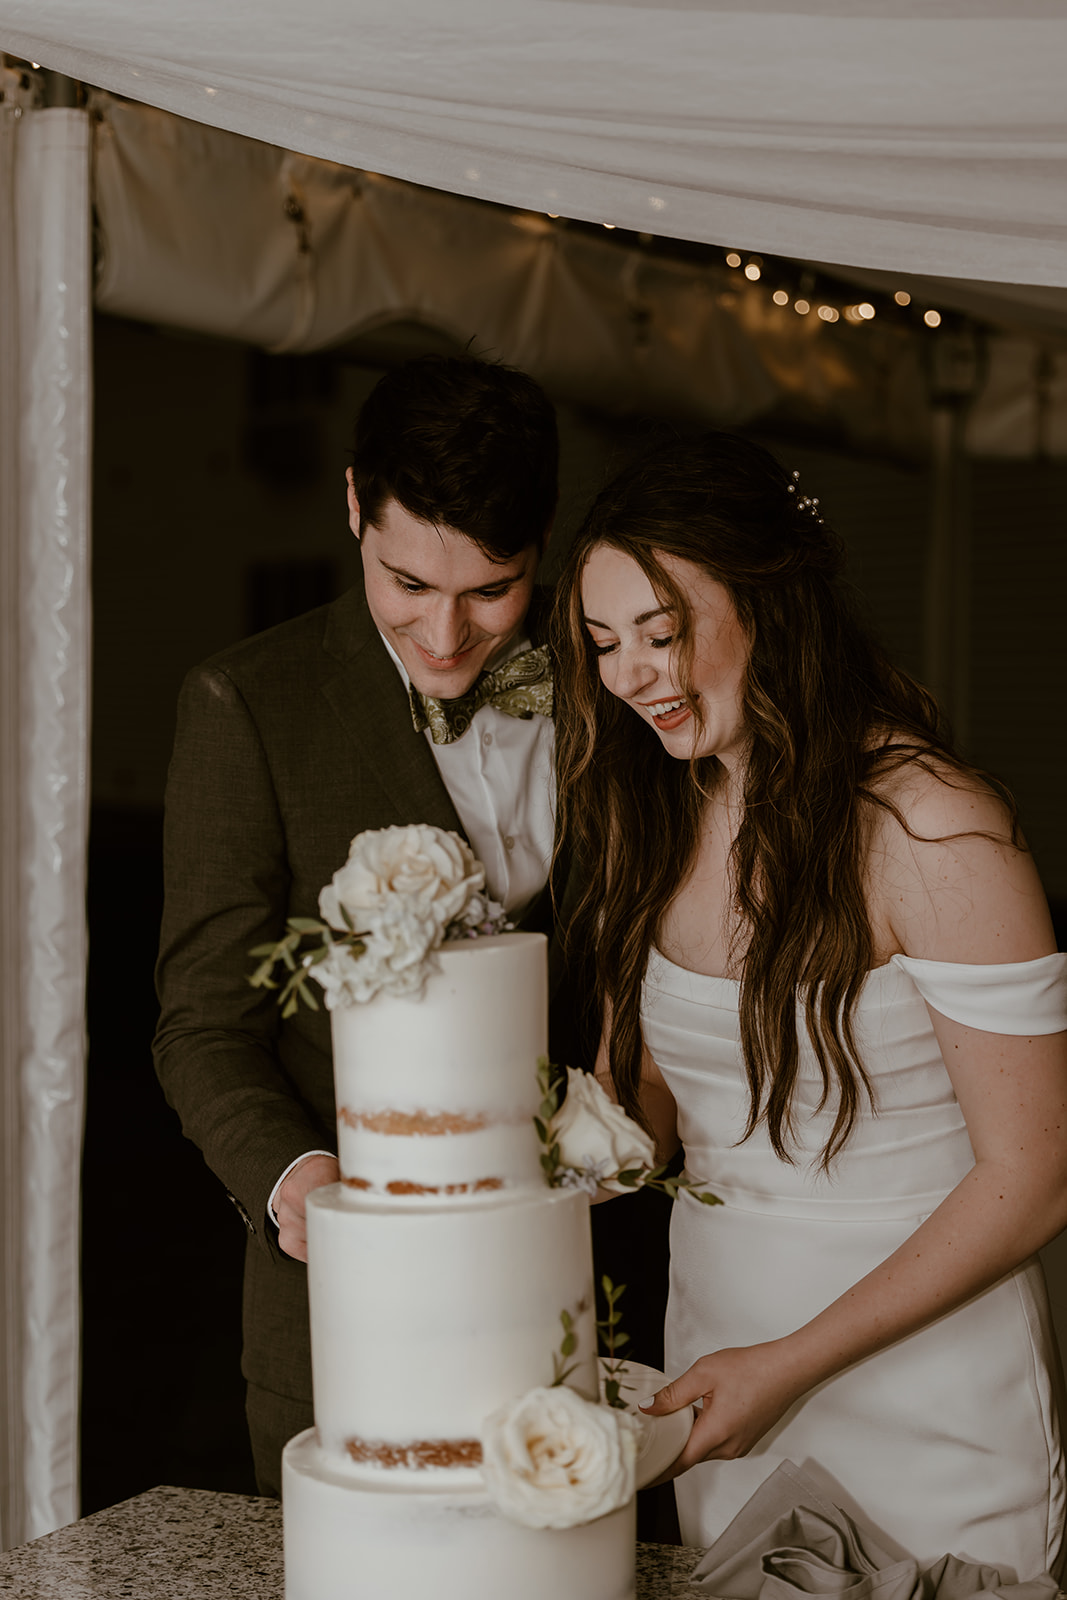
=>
[580,544,750,768]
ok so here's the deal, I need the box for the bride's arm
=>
[645,772,1067,1466]
[594,1005,681,1169]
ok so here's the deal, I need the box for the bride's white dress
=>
[641,949,1067,1580]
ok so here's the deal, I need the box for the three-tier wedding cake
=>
[273,827,643,1600]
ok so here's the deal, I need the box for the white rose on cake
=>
[553,1068,656,1193]
[313,901,440,1007]
[480,1385,639,1530]
[319,824,484,935]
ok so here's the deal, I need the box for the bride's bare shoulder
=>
[864,744,1016,849]
[862,741,1052,962]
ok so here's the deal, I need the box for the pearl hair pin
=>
[786,469,823,523]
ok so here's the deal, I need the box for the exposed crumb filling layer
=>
[342,1175,504,1196]
[346,1435,483,1470]
[338,1107,490,1136]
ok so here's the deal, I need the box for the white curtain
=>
[0,70,92,1550]
[1,1,1065,289]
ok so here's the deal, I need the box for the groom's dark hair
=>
[350,354,558,561]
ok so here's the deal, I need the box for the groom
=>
[153,355,561,1495]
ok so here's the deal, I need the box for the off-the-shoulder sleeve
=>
[891,952,1067,1034]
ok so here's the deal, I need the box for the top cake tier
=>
[331,931,548,1201]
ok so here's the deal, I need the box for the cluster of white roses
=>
[313,825,507,1007]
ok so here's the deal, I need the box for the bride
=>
[552,432,1067,1578]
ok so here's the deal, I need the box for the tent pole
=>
[40,71,80,109]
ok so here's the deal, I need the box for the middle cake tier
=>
[306,1183,598,1480]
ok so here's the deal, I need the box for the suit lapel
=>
[320,581,465,836]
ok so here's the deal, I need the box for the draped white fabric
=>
[0,78,91,1549]
[1,0,1066,288]
[89,92,1067,458]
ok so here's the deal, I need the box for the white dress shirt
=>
[403,637,555,919]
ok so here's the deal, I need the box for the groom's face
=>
[349,486,540,699]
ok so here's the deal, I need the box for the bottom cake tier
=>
[283,1428,637,1600]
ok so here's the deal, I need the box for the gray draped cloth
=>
[688,1462,1061,1600]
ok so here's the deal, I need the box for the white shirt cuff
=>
[268,1149,335,1224]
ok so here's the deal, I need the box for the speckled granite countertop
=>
[0,1484,707,1597]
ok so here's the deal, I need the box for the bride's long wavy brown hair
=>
[553,432,1014,1167]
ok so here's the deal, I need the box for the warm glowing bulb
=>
[726,252,742,268]
[794,298,810,315]
[894,291,911,307]
[924,309,942,328]
[547,212,559,219]
[817,305,839,322]
[744,263,761,281]
[858,303,876,320]
[602,222,615,230]
[772,290,789,306]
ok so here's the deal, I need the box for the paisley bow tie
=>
[409,644,553,746]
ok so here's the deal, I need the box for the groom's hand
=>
[274,1153,341,1261]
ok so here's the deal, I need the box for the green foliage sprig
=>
[612,1162,723,1206]
[535,1057,567,1183]
[247,912,367,1019]
[550,1306,580,1388]
[597,1277,632,1410]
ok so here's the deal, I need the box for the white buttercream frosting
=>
[306,1183,598,1468]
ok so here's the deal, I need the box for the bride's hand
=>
[640,1342,806,1478]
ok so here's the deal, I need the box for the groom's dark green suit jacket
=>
[153,571,565,1433]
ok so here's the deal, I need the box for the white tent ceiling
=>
[3,0,1066,290]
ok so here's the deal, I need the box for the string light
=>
[523,221,949,342]
[843,302,877,324]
